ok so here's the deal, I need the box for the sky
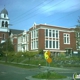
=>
[0,0,80,30]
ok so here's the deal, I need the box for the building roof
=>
[1,8,8,15]
[29,24,75,31]
[10,29,24,35]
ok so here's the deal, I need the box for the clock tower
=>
[0,8,10,43]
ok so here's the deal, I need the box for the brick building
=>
[17,23,76,56]
[0,8,77,55]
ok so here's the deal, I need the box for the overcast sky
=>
[0,0,80,30]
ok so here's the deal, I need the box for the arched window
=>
[4,14,6,18]
[2,21,4,27]
[5,21,8,27]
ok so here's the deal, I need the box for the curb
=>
[25,76,72,80]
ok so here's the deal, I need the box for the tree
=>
[25,51,38,61]
[15,51,22,63]
[75,17,80,56]
[0,44,3,57]
[39,49,44,55]
[75,17,80,50]
[2,38,14,52]
[1,38,14,62]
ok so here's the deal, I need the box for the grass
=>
[1,56,80,68]
[33,71,67,79]
[0,61,37,69]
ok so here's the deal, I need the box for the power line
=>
[10,0,80,29]
[49,5,80,23]
[11,0,64,25]
[11,0,52,22]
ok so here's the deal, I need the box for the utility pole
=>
[5,23,12,63]
[5,28,9,63]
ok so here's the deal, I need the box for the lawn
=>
[33,71,67,79]
[0,55,80,68]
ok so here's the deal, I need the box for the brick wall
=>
[38,29,45,50]
[59,31,76,51]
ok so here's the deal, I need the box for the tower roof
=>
[1,8,8,15]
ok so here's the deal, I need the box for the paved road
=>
[0,64,39,80]
[0,63,80,80]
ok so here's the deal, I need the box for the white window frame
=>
[63,33,70,44]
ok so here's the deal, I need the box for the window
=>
[36,41,38,48]
[34,31,35,38]
[53,41,55,48]
[56,41,58,48]
[53,30,55,37]
[77,32,80,37]
[5,21,8,27]
[49,41,52,48]
[56,30,58,38]
[23,35,25,37]
[63,33,70,44]
[36,30,38,37]
[4,14,6,18]
[46,40,48,48]
[46,29,48,37]
[49,30,51,37]
[34,41,35,48]
[32,42,33,49]
[67,36,69,43]
[2,21,4,27]
[64,37,66,43]
[32,31,33,38]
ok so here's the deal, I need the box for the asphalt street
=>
[0,64,80,80]
[0,64,39,80]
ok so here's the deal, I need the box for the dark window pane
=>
[53,41,55,48]
[49,41,52,48]
[53,30,55,37]
[56,30,58,38]
[2,21,4,27]
[64,37,66,43]
[5,21,8,27]
[46,29,48,36]
[49,30,51,37]
[46,40,48,48]
[56,41,58,48]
